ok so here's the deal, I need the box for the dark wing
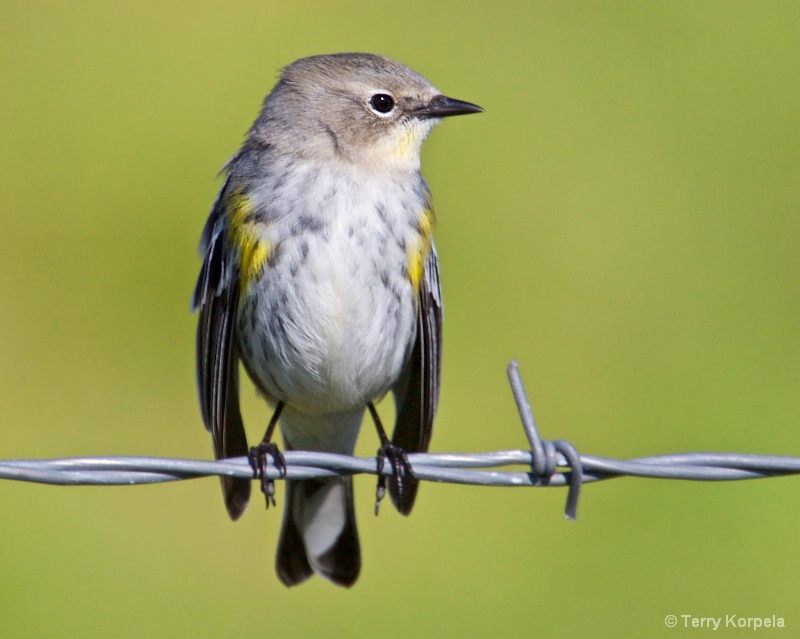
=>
[192,174,250,520]
[390,242,443,515]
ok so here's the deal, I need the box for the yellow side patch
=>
[408,251,425,294]
[407,207,436,296]
[228,192,270,293]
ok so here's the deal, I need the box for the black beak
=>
[416,94,484,118]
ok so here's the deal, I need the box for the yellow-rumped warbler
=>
[192,53,482,587]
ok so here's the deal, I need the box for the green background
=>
[2,1,799,636]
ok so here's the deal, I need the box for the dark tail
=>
[276,477,361,587]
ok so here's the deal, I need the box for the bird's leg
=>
[248,400,287,509]
[369,402,414,515]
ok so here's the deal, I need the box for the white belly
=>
[238,215,418,415]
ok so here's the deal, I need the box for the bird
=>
[192,52,482,587]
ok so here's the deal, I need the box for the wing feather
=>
[193,175,251,520]
[390,242,443,514]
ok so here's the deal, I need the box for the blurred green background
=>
[2,1,799,636]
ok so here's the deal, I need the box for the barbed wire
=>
[2,360,799,521]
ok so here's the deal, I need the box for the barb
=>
[507,360,583,519]
[2,361,799,521]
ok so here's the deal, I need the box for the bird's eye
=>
[369,93,395,114]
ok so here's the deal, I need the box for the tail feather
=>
[276,477,360,588]
[275,481,313,586]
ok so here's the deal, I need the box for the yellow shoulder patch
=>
[407,206,436,296]
[228,192,271,293]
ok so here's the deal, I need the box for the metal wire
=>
[2,360,799,521]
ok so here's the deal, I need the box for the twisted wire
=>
[2,361,797,521]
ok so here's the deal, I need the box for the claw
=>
[374,442,414,516]
[248,401,286,509]
[249,442,286,509]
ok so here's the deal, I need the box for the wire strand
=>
[2,361,798,521]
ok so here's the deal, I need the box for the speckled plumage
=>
[193,53,481,587]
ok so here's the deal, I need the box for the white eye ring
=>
[369,92,395,116]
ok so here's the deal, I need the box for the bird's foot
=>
[374,442,414,516]
[248,442,286,509]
